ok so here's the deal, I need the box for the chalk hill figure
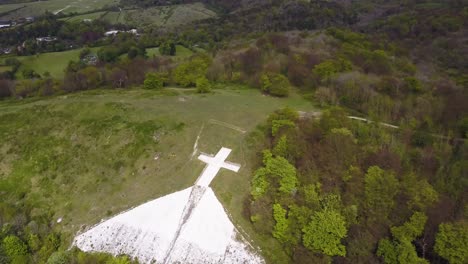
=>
[74,147,264,264]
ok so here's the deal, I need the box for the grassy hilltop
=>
[0,87,314,252]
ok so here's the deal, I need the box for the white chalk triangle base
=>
[73,186,263,264]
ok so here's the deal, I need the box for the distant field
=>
[0,88,314,254]
[0,65,12,73]
[101,3,216,27]
[0,0,119,20]
[60,11,107,22]
[1,45,195,79]
[5,47,100,78]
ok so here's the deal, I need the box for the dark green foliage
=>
[98,46,121,63]
[159,41,176,56]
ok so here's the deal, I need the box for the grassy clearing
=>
[4,47,100,79]
[0,87,314,259]
[0,65,12,73]
[116,3,216,27]
[60,11,107,22]
[0,0,118,19]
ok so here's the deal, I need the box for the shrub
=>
[143,72,164,90]
[404,77,422,93]
[2,235,29,260]
[312,58,352,84]
[196,77,211,93]
[260,73,290,97]
[302,209,348,256]
[173,55,211,87]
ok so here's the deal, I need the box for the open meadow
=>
[44,2,216,27]
[0,87,314,259]
[0,47,100,79]
[0,0,119,19]
[1,45,192,79]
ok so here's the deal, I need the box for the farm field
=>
[0,65,12,73]
[0,0,119,20]
[1,47,100,79]
[60,11,107,23]
[1,45,196,79]
[0,88,314,258]
[101,3,216,27]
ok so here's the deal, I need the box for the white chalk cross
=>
[196,147,240,187]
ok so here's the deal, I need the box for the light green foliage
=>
[260,73,290,97]
[312,58,352,83]
[272,135,288,158]
[303,184,321,208]
[47,251,70,264]
[378,239,428,264]
[267,107,299,124]
[27,234,41,252]
[196,76,211,93]
[330,127,357,144]
[106,255,132,264]
[377,212,428,264]
[435,222,468,264]
[38,233,61,262]
[252,150,298,196]
[251,167,269,199]
[302,209,348,256]
[2,235,28,260]
[265,152,298,194]
[364,166,399,219]
[272,204,290,243]
[173,55,211,87]
[271,119,295,137]
[143,72,164,90]
[391,212,427,242]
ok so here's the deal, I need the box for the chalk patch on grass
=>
[73,147,263,264]
[191,124,204,159]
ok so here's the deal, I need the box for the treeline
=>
[2,28,466,137]
[205,29,467,137]
[246,107,467,263]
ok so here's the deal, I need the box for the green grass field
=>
[0,65,12,73]
[3,47,99,79]
[0,87,314,259]
[0,0,118,20]
[110,3,216,27]
[1,45,194,79]
[60,11,107,22]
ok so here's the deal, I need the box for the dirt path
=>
[209,119,246,134]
